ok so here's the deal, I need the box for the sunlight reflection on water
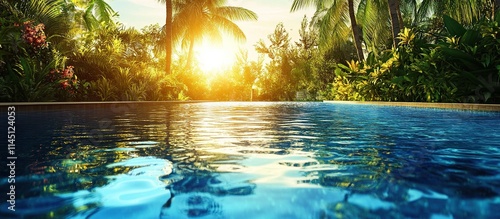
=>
[1,102,500,218]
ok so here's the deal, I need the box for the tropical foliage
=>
[1,0,499,103]
[0,0,75,101]
[329,5,500,103]
[283,0,500,103]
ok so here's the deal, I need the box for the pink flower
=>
[61,67,74,78]
[60,80,69,89]
[21,21,47,49]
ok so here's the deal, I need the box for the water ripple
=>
[1,102,499,218]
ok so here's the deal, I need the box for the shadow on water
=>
[0,102,499,218]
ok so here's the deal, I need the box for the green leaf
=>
[366,52,376,66]
[334,68,346,77]
[484,92,492,102]
[391,76,405,88]
[459,30,481,46]
[337,63,350,71]
[440,47,482,70]
[456,70,489,90]
[443,14,466,37]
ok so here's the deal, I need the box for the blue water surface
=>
[1,102,499,219]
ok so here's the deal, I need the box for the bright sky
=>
[108,0,314,69]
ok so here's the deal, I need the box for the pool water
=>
[1,102,500,218]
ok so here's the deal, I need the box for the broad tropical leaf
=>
[443,14,466,37]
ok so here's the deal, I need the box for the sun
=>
[196,43,236,72]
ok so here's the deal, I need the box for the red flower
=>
[61,66,74,78]
[60,80,69,89]
[21,21,47,49]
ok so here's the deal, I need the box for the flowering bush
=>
[47,66,80,99]
[22,21,48,49]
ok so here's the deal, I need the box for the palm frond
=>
[290,0,318,12]
[171,0,256,54]
[83,0,116,30]
[214,6,257,21]
[211,15,246,42]
[202,21,223,44]
[92,0,116,23]
[84,2,98,30]
[2,0,71,43]
[318,1,349,47]
[358,0,391,49]
[400,0,418,24]
[417,0,485,24]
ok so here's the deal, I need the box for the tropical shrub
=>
[89,76,116,101]
[331,14,500,103]
[0,14,82,101]
[438,15,500,102]
[0,55,81,101]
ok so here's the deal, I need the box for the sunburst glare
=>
[196,42,236,73]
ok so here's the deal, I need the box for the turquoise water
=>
[1,102,499,218]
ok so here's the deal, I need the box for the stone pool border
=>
[324,101,500,112]
[1,101,500,112]
[0,101,207,111]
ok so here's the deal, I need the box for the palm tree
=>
[157,0,173,75]
[291,0,365,60]
[356,0,393,51]
[387,0,402,47]
[348,0,364,60]
[172,0,257,69]
[309,1,350,52]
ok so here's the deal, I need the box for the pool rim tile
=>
[0,101,499,112]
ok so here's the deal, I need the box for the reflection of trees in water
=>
[389,137,499,199]
[4,103,498,218]
[160,170,256,218]
[309,126,499,218]
[0,106,167,217]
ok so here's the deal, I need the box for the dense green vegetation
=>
[1,0,499,102]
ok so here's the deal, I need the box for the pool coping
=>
[0,101,203,106]
[0,101,208,111]
[323,100,500,112]
[1,101,500,112]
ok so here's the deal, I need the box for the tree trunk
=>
[388,0,401,48]
[186,36,195,69]
[495,0,500,19]
[396,1,403,29]
[348,0,364,61]
[165,0,172,75]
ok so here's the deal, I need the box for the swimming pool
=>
[1,102,499,218]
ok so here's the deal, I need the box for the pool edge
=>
[2,101,500,112]
[323,100,500,112]
[0,101,209,111]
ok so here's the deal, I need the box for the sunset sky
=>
[109,0,315,63]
